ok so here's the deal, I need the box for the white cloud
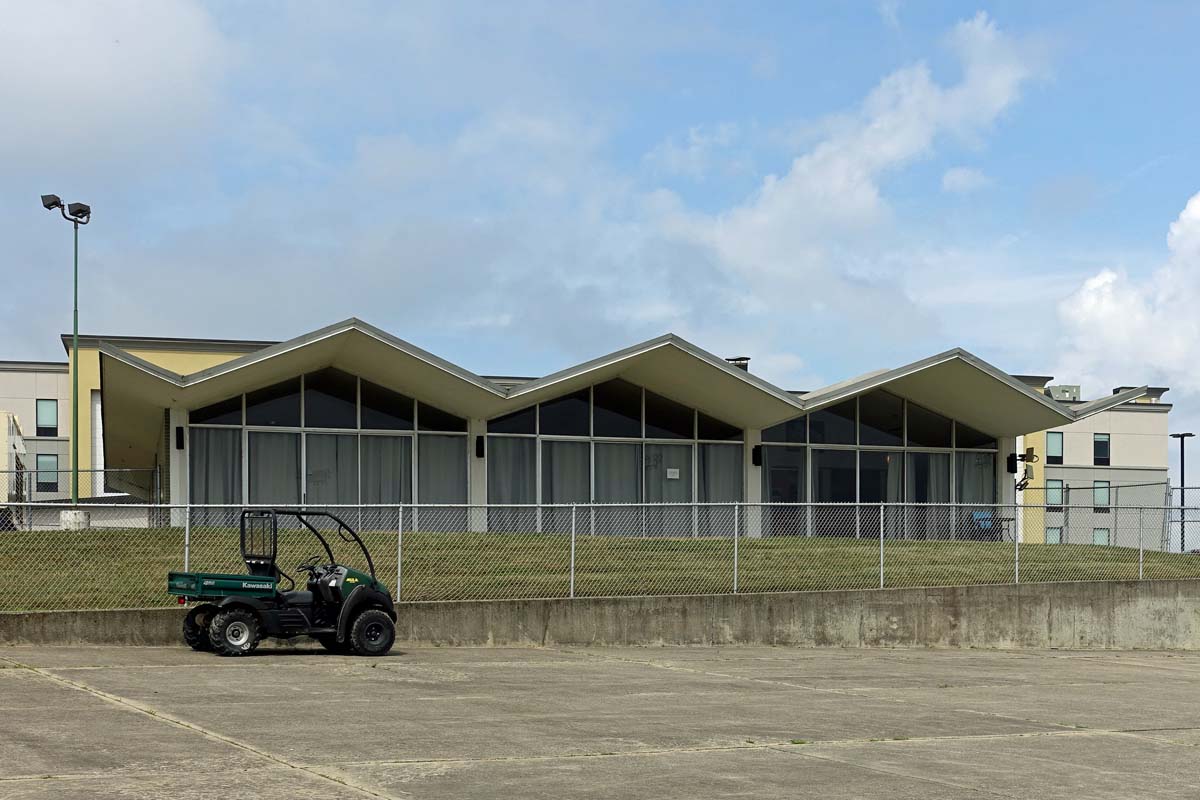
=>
[634,12,1040,380]
[1054,192,1200,398]
[942,166,992,194]
[643,124,740,180]
[0,8,1046,394]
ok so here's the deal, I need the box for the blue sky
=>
[3,2,1199,473]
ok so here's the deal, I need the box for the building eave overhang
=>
[97,319,1147,450]
[96,320,805,430]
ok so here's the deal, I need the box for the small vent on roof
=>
[725,356,750,372]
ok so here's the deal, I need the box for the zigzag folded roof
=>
[97,318,1145,472]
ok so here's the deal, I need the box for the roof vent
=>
[1047,384,1080,402]
[725,356,750,372]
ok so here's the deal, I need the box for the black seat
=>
[281,590,313,606]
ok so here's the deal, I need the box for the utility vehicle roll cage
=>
[240,509,377,581]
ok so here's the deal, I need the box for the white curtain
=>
[248,431,300,504]
[906,452,950,502]
[956,452,996,503]
[487,437,536,504]
[698,444,743,502]
[305,434,358,505]
[189,428,241,504]
[418,434,467,503]
[361,435,411,504]
[645,443,692,503]
[542,440,590,503]
[595,443,641,503]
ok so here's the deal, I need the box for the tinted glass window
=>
[644,390,694,439]
[905,403,951,447]
[762,445,806,502]
[488,405,536,434]
[593,379,641,438]
[859,450,903,503]
[1046,431,1064,464]
[35,399,58,436]
[539,389,590,436]
[858,391,903,446]
[811,449,856,502]
[191,395,242,426]
[360,381,413,430]
[1093,433,1110,466]
[762,415,806,444]
[417,402,466,432]
[955,422,997,449]
[697,412,741,441]
[809,400,856,445]
[246,378,301,427]
[304,368,357,429]
[906,452,950,502]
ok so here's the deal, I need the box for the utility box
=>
[1047,385,1081,402]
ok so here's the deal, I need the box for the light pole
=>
[1171,432,1195,553]
[40,195,91,505]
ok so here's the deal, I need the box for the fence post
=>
[1139,507,1145,581]
[397,505,404,601]
[879,504,885,589]
[183,503,190,572]
[733,503,739,594]
[1014,506,1020,584]
[569,504,577,599]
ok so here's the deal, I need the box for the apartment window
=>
[1093,433,1110,466]
[1046,431,1063,465]
[1046,479,1064,511]
[36,453,58,492]
[1092,528,1110,546]
[1093,480,1110,512]
[1045,526,1062,544]
[36,399,58,437]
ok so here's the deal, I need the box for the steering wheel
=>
[296,555,323,577]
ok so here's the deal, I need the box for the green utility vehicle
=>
[168,509,396,657]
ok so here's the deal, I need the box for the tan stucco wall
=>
[69,347,246,497]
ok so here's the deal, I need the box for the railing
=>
[2,501,1199,612]
[0,468,162,504]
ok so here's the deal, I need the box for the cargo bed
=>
[168,571,278,600]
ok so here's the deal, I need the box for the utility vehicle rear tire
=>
[314,634,349,654]
[183,604,217,651]
[349,609,395,656]
[208,608,261,657]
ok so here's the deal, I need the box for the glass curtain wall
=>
[486,379,743,536]
[761,390,999,538]
[187,369,467,513]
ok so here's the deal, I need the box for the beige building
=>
[0,361,69,501]
[1016,378,1171,546]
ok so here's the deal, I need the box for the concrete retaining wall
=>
[5,580,1200,649]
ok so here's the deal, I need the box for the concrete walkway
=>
[2,644,1199,798]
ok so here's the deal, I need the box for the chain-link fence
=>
[4,501,1200,611]
[0,468,162,504]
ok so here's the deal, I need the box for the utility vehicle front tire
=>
[349,609,395,656]
[183,604,217,651]
[208,608,261,657]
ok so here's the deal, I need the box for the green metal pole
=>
[72,220,79,505]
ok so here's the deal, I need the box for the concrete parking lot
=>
[2,644,1199,799]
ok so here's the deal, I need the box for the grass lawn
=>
[3,526,1200,611]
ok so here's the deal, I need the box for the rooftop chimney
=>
[725,356,750,372]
